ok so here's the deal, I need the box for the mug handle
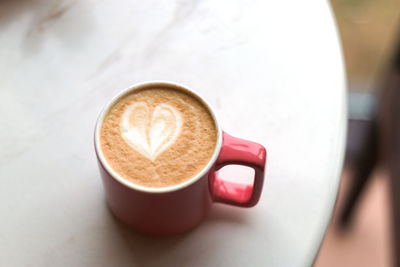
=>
[209,131,267,207]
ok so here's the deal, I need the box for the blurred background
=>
[315,0,400,266]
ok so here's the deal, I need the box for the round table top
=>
[0,1,346,266]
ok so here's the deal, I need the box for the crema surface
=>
[100,87,217,188]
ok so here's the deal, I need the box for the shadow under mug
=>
[94,81,267,236]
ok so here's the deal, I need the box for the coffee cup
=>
[94,81,267,235]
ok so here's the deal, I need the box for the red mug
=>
[94,81,267,236]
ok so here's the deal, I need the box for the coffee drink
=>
[99,85,218,188]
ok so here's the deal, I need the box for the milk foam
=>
[100,87,217,188]
[121,102,182,161]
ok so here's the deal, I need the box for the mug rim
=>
[94,81,223,193]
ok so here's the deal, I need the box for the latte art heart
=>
[121,103,182,161]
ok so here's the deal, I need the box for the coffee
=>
[99,85,218,188]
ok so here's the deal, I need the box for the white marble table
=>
[0,1,346,266]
